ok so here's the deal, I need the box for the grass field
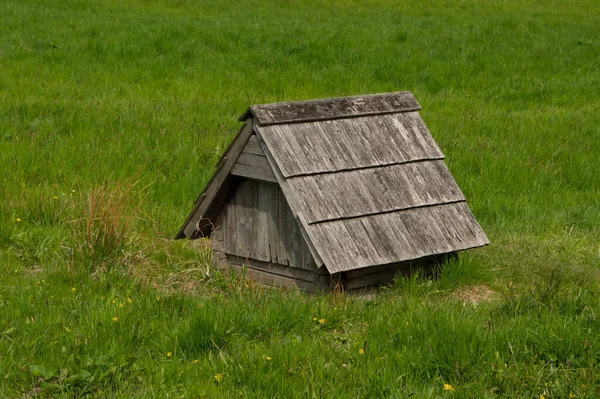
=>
[1,0,600,397]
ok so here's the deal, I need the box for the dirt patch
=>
[451,285,498,304]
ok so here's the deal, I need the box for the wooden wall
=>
[211,178,454,293]
[211,179,330,292]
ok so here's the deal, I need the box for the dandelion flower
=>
[112,299,117,304]
[359,348,365,355]
[112,317,119,322]
[444,384,455,392]
[319,318,326,325]
[16,218,21,222]
[167,352,172,357]
[570,394,575,398]
[215,373,223,383]
[262,355,272,361]
[192,359,198,364]
[540,395,545,399]
[71,287,76,292]
[313,317,317,321]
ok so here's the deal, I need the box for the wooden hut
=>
[176,92,489,292]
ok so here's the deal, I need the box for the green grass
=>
[1,0,600,397]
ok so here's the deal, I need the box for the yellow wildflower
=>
[215,373,223,383]
[112,299,117,304]
[119,302,124,308]
[16,218,21,222]
[539,395,545,399]
[167,352,172,357]
[192,359,198,364]
[319,318,326,325]
[359,348,365,355]
[112,316,118,322]
[570,394,575,398]
[313,317,317,321]
[71,287,76,292]
[52,195,58,199]
[127,298,133,303]
[262,355,272,361]
[65,327,71,333]
[156,297,160,301]
[444,383,455,392]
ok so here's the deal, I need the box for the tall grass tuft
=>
[71,180,142,271]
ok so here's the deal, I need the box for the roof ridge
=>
[239,91,421,126]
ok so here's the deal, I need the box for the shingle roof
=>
[241,92,489,273]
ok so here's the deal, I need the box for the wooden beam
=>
[239,91,421,126]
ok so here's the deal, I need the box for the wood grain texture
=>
[224,263,316,292]
[257,112,443,178]
[288,160,466,224]
[239,91,421,126]
[253,127,326,268]
[219,179,319,270]
[231,135,277,183]
[306,202,489,273]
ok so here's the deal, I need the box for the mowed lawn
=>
[1,0,599,397]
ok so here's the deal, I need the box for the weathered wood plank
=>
[307,202,489,273]
[239,92,421,126]
[287,160,465,224]
[242,135,266,156]
[176,122,254,238]
[254,181,271,262]
[224,263,316,293]
[226,255,327,282]
[231,163,278,183]
[235,152,271,169]
[257,112,444,178]
[212,250,228,271]
[253,127,324,269]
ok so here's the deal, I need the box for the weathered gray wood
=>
[217,179,321,271]
[176,121,254,239]
[225,263,316,293]
[230,143,278,183]
[253,127,324,268]
[235,152,271,169]
[241,135,265,156]
[212,250,228,271]
[239,92,421,126]
[344,256,442,290]
[227,255,327,282]
[307,202,489,273]
[275,187,290,266]
[288,160,465,224]
[231,163,278,184]
[254,181,271,262]
[257,112,444,178]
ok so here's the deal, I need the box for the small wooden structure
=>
[176,92,489,292]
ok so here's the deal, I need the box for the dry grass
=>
[71,180,143,270]
[450,284,499,305]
